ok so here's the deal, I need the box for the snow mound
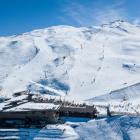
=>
[75,115,140,140]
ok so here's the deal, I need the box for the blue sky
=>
[0,0,140,36]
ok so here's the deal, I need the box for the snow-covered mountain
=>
[0,20,140,102]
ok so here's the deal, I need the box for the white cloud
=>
[61,1,127,26]
[133,18,140,25]
[93,7,125,25]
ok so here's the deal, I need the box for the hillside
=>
[0,20,140,102]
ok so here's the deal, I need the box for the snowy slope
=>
[91,82,140,102]
[0,20,140,102]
